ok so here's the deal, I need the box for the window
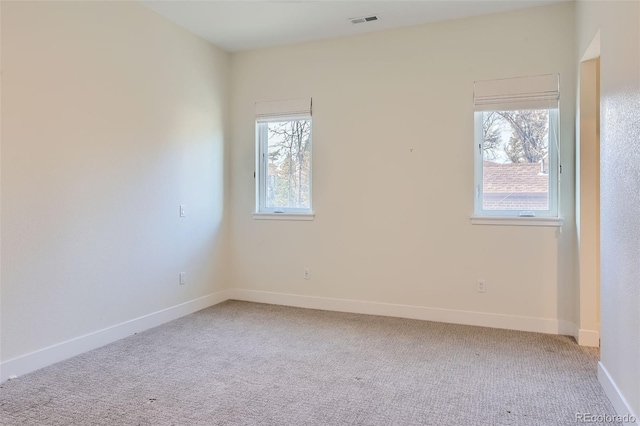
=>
[255,98,313,217]
[473,75,560,220]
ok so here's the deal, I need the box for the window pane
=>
[482,110,549,211]
[265,120,311,209]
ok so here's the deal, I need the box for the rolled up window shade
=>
[255,97,312,120]
[474,74,559,111]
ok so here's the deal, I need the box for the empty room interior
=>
[1,0,639,425]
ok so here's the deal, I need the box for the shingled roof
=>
[483,161,548,193]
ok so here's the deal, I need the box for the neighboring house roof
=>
[483,161,548,193]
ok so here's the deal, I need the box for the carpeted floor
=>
[0,301,618,425]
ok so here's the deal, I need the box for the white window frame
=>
[254,116,314,219]
[472,107,561,224]
[471,74,563,226]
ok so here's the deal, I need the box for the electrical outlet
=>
[477,279,486,293]
[180,272,186,285]
[180,205,186,217]
[303,268,310,280]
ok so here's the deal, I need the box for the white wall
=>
[576,58,601,347]
[1,1,230,366]
[229,4,577,332]
[576,0,640,418]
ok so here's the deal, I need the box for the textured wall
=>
[1,1,230,361]
[576,0,640,416]
[229,4,577,327]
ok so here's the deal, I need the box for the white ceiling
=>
[142,0,566,52]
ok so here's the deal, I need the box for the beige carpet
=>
[0,301,618,425]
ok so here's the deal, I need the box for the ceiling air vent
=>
[350,15,378,25]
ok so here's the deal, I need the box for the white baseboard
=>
[598,362,639,425]
[0,289,231,382]
[558,320,579,340]
[556,322,600,347]
[228,289,564,335]
[0,288,581,384]
[578,328,600,347]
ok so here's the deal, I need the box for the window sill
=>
[253,212,315,221]
[470,216,563,227]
